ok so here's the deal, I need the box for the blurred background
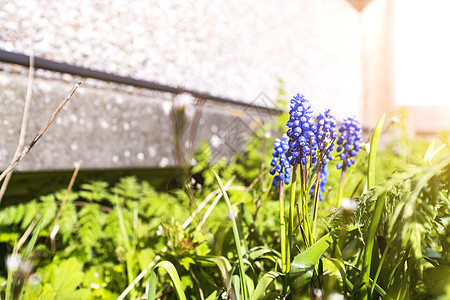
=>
[0,0,449,198]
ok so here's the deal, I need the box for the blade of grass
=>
[184,177,236,230]
[6,217,44,300]
[289,231,333,294]
[115,195,137,300]
[148,261,186,300]
[359,192,387,299]
[49,160,81,250]
[196,177,235,230]
[250,271,283,300]
[212,170,249,300]
[344,262,393,299]
[198,256,232,291]
[370,238,392,295]
[119,181,237,300]
[14,215,40,256]
[148,271,157,300]
[5,244,16,300]
[23,217,44,261]
[361,113,386,300]
[232,274,241,300]
[367,113,386,189]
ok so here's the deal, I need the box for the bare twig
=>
[189,269,205,300]
[182,188,221,230]
[282,290,291,300]
[14,214,40,256]
[186,97,205,159]
[117,252,163,300]
[196,177,236,231]
[49,160,82,250]
[0,81,82,183]
[0,53,35,203]
[182,181,244,230]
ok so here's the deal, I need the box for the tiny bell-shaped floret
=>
[316,109,337,166]
[286,93,315,166]
[336,116,362,169]
[270,134,292,186]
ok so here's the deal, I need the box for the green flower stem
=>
[311,172,322,241]
[337,165,347,207]
[306,201,312,244]
[298,162,309,243]
[115,196,137,300]
[296,203,309,248]
[279,182,287,274]
[212,170,249,299]
[287,164,298,273]
[371,238,392,295]
[300,179,312,246]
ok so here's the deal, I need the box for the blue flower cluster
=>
[270,134,292,186]
[316,109,337,166]
[270,93,362,190]
[286,94,317,166]
[336,116,362,170]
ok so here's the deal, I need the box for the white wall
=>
[0,0,364,119]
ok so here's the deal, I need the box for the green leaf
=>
[23,217,44,261]
[360,192,387,299]
[205,291,218,300]
[289,232,334,294]
[212,170,249,299]
[367,113,386,189]
[250,271,283,300]
[148,260,186,300]
[197,256,232,290]
[77,204,105,259]
[360,113,386,299]
[58,202,78,243]
[79,181,110,202]
[322,258,346,294]
[179,257,195,270]
[44,257,87,298]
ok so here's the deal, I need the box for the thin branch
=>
[117,252,163,300]
[0,81,82,183]
[182,188,221,230]
[49,160,82,250]
[196,177,236,231]
[189,269,205,300]
[14,214,40,256]
[0,53,35,203]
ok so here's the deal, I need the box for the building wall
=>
[1,0,364,117]
[0,0,397,171]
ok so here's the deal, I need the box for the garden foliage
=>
[0,93,449,299]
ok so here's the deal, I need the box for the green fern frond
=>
[59,202,78,244]
[79,181,110,202]
[77,203,106,259]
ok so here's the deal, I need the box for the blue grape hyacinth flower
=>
[316,109,338,166]
[270,134,292,186]
[336,116,362,170]
[286,94,317,166]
